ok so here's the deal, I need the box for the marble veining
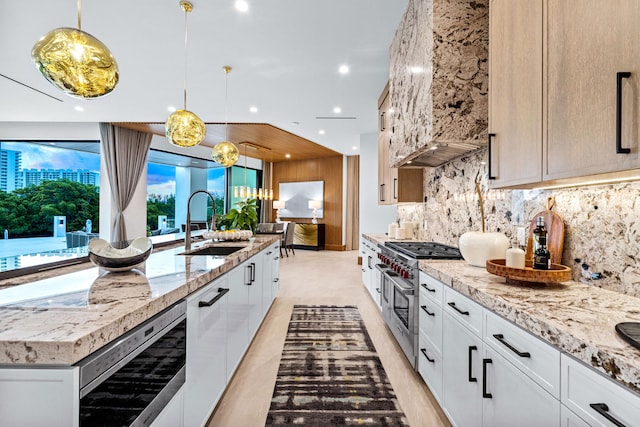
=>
[0,236,279,365]
[364,233,640,395]
[389,0,488,166]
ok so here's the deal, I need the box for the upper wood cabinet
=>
[378,83,423,205]
[489,0,640,188]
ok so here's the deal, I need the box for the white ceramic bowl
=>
[88,237,153,272]
[459,231,510,267]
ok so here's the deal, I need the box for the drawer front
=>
[418,331,443,405]
[484,310,560,399]
[561,354,640,427]
[418,293,443,353]
[443,287,483,336]
[561,404,590,427]
[418,271,444,306]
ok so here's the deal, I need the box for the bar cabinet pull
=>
[589,403,626,427]
[492,334,531,358]
[482,358,493,398]
[420,348,435,363]
[468,346,478,382]
[198,287,230,307]
[421,283,436,293]
[421,305,435,316]
[616,72,632,154]
[447,301,470,316]
[488,133,496,180]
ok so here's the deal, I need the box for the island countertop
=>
[363,233,640,395]
[0,235,279,365]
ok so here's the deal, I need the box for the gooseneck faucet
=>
[185,190,217,251]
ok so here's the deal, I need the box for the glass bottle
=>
[533,217,550,270]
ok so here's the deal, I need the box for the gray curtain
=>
[261,161,273,223]
[99,123,153,242]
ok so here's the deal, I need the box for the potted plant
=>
[221,198,259,234]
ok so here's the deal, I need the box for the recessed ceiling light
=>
[168,106,176,112]
[319,129,325,135]
[410,66,424,74]
[235,0,249,12]
[74,106,84,112]
[352,146,358,150]
[249,106,258,113]
[285,154,291,159]
[333,106,342,114]
[339,65,349,74]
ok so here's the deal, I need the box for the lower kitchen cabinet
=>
[361,239,381,308]
[561,354,640,426]
[482,345,560,427]
[184,276,229,427]
[226,259,253,381]
[442,309,484,427]
[561,404,590,427]
[418,331,443,404]
[152,388,184,427]
[261,242,280,314]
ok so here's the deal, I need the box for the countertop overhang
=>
[0,235,280,366]
[363,233,640,395]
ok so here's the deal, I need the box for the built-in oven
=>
[76,299,187,427]
[382,269,417,367]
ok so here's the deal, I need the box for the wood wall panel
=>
[272,156,344,251]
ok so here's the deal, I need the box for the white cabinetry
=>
[184,276,228,427]
[417,272,444,403]
[262,241,280,312]
[152,387,184,427]
[361,240,381,307]
[0,367,79,427]
[226,258,253,380]
[561,354,640,426]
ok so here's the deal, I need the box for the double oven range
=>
[376,241,462,369]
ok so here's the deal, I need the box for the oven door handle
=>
[386,272,415,295]
[375,263,389,273]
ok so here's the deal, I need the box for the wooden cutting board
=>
[525,196,565,265]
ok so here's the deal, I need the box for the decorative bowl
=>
[203,229,253,241]
[88,237,153,272]
[459,231,510,267]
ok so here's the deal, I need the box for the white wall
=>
[358,132,396,244]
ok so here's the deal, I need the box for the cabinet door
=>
[185,277,228,427]
[247,256,263,338]
[270,243,281,302]
[378,85,393,205]
[442,312,483,427]
[561,405,589,427]
[482,346,560,427]
[261,245,276,314]
[226,259,251,381]
[546,1,640,179]
[488,0,543,188]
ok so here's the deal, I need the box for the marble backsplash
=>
[396,149,640,298]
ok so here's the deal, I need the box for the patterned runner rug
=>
[265,305,409,426]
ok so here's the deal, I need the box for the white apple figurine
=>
[459,231,510,267]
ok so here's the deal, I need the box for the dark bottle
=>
[533,217,550,270]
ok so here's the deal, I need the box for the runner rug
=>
[265,305,409,426]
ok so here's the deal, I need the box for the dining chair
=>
[283,221,296,257]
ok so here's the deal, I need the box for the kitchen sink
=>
[181,246,244,256]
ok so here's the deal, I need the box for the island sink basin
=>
[181,246,244,256]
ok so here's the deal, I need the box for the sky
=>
[2,141,226,199]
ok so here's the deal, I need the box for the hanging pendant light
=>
[211,66,240,167]
[31,0,119,98]
[233,142,273,200]
[165,0,206,148]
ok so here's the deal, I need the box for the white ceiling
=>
[0,0,408,155]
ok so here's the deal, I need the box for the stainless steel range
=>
[375,241,462,369]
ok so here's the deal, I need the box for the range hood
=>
[387,0,489,169]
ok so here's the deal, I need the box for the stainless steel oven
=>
[377,241,462,370]
[76,300,187,427]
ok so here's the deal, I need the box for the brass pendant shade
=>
[31,27,118,98]
[211,141,240,167]
[165,109,207,147]
[165,0,206,148]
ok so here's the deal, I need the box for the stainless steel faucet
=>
[185,190,217,251]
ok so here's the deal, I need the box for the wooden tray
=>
[486,259,572,284]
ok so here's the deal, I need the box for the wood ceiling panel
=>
[114,122,341,163]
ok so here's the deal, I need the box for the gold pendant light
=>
[31,0,119,98]
[211,66,240,167]
[165,0,206,148]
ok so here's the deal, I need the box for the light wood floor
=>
[207,249,451,427]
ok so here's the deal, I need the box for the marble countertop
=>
[363,233,640,395]
[0,235,279,366]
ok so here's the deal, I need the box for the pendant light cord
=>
[77,0,82,30]
[183,6,189,110]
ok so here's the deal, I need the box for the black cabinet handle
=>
[420,348,435,363]
[380,184,386,202]
[393,178,398,200]
[421,305,435,316]
[250,262,256,282]
[447,301,470,316]
[492,334,531,358]
[198,287,229,307]
[468,346,478,382]
[421,283,436,293]
[482,358,493,398]
[245,264,253,285]
[616,72,632,154]
[590,403,626,427]
[380,111,386,132]
[376,288,381,294]
[488,133,496,180]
